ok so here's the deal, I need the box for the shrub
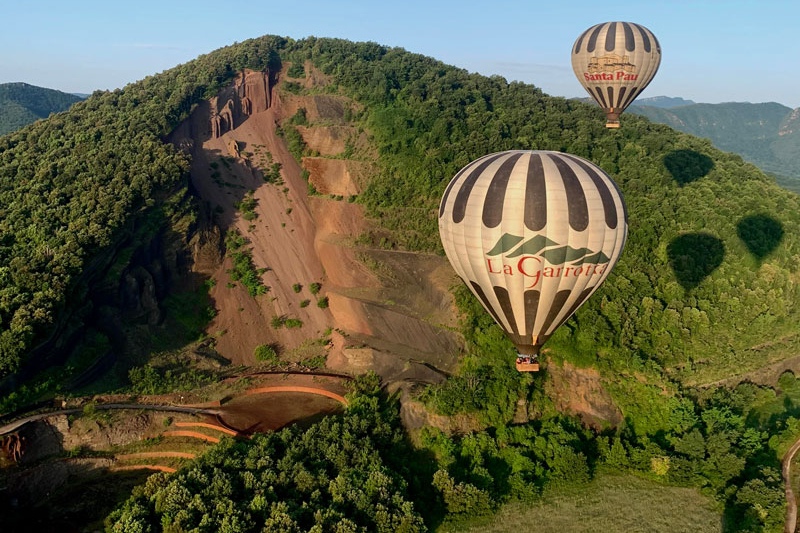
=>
[284,318,303,329]
[287,62,305,78]
[254,344,280,364]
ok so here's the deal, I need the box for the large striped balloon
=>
[438,150,627,364]
[571,21,661,128]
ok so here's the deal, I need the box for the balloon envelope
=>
[571,21,661,128]
[438,150,627,363]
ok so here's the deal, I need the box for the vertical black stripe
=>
[594,86,608,108]
[577,24,603,53]
[539,289,572,336]
[550,154,589,231]
[622,22,635,52]
[561,154,619,229]
[439,166,467,218]
[651,32,661,54]
[605,22,617,52]
[483,152,523,228]
[470,281,505,334]
[586,23,605,53]
[524,289,540,338]
[440,153,491,218]
[634,23,652,53]
[494,286,519,337]
[607,87,615,110]
[525,153,547,231]
[573,27,588,54]
[620,87,640,110]
[548,287,595,334]
[566,287,597,319]
[616,87,628,109]
[452,154,501,223]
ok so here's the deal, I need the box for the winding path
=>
[783,436,800,533]
[0,404,223,437]
[243,385,348,405]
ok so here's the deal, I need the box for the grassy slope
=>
[448,472,722,533]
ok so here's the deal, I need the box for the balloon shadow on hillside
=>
[667,232,725,290]
[663,150,715,186]
[737,214,784,261]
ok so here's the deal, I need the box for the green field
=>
[447,472,723,533]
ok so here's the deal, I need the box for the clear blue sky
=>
[2,0,798,107]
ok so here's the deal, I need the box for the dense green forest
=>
[0,82,83,136]
[2,35,800,531]
[0,40,284,378]
[629,101,800,191]
[107,375,430,532]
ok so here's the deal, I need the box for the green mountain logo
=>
[487,233,610,265]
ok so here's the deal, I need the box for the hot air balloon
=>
[571,21,661,128]
[438,150,627,371]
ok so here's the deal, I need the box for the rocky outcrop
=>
[237,70,271,113]
[399,395,482,435]
[227,139,241,159]
[779,107,800,136]
[210,69,274,138]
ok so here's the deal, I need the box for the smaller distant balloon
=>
[571,21,661,128]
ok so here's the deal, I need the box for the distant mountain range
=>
[630,97,800,192]
[0,82,84,136]
[632,96,697,108]
[4,82,799,194]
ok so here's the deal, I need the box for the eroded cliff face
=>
[209,70,273,139]
[169,64,462,383]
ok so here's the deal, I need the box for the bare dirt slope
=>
[169,66,462,383]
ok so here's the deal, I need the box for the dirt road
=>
[783,435,800,533]
[0,404,222,437]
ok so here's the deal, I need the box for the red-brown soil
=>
[111,464,177,473]
[213,372,348,434]
[166,65,618,427]
[217,392,343,434]
[168,66,462,382]
[161,430,220,443]
[116,451,197,460]
[172,421,238,436]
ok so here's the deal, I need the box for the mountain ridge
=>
[0,82,83,135]
[629,99,800,189]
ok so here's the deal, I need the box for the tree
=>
[106,382,427,532]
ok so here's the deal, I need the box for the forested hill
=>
[2,35,800,392]
[0,82,83,135]
[3,34,800,531]
[629,100,800,190]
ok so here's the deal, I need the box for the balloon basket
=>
[515,357,540,373]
